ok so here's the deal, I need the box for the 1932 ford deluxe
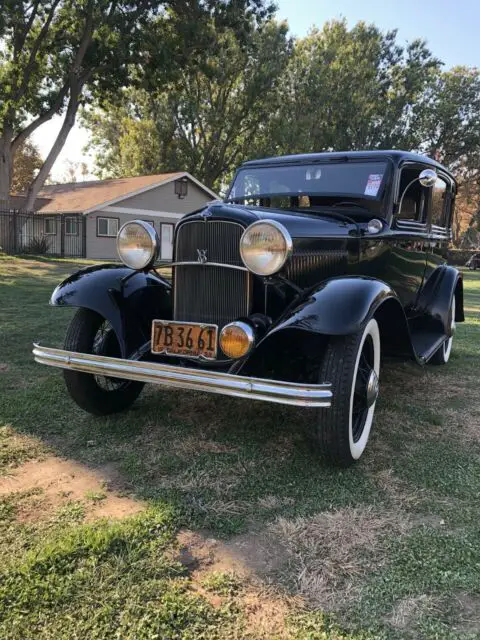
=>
[34,151,464,466]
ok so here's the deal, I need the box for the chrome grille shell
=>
[173,220,251,328]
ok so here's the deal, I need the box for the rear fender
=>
[416,265,464,334]
[240,277,415,378]
[50,264,172,357]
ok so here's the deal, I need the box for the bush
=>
[24,235,50,255]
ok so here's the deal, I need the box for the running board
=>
[33,344,332,408]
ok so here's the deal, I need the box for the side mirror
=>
[397,168,438,217]
[418,169,437,187]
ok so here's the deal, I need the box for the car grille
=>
[285,249,349,288]
[173,220,251,328]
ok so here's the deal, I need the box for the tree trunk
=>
[0,128,14,204]
[25,81,82,210]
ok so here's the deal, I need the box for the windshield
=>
[227,161,388,203]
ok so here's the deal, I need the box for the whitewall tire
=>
[317,318,381,466]
[430,296,456,365]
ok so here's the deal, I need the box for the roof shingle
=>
[36,173,184,213]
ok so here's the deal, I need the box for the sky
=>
[32,0,480,182]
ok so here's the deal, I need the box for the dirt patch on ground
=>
[175,529,297,639]
[0,456,145,522]
[175,505,412,623]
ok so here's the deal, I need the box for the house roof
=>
[35,172,194,214]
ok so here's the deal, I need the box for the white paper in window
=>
[364,174,383,197]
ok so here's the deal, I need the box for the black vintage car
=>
[34,151,464,466]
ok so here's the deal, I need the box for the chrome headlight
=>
[116,220,159,270]
[240,220,292,276]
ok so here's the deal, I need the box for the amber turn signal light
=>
[219,321,255,359]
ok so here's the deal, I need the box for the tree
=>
[266,20,441,154]
[11,139,43,192]
[0,0,163,207]
[1,1,274,207]
[83,18,291,190]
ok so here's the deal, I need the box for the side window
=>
[397,166,427,222]
[430,177,448,228]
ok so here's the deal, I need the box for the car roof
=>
[241,150,453,178]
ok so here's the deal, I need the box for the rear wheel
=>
[429,296,456,365]
[316,318,381,466]
[63,308,144,415]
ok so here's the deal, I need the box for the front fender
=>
[51,264,172,357]
[239,277,414,379]
[268,276,399,337]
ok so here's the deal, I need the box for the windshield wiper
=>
[331,201,370,211]
[289,207,360,231]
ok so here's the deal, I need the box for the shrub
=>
[24,235,50,255]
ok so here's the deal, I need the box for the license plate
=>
[151,320,218,359]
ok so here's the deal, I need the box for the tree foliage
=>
[11,139,43,192]
[0,0,275,206]
[83,19,291,190]
[269,20,441,154]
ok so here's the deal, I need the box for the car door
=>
[384,162,431,312]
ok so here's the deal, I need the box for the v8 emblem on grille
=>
[197,249,208,263]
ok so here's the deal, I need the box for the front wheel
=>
[63,308,144,415]
[316,318,381,466]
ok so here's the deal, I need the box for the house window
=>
[44,218,56,235]
[161,223,174,260]
[65,216,78,236]
[174,178,188,199]
[97,217,119,237]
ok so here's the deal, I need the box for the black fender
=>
[267,276,402,337]
[50,264,172,357]
[416,265,464,335]
[239,277,415,379]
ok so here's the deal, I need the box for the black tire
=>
[63,308,144,415]
[316,318,381,466]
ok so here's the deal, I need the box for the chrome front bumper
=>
[33,344,332,408]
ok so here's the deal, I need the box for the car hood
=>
[182,202,358,239]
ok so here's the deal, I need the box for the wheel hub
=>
[366,369,379,408]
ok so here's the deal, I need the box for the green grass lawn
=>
[0,254,479,639]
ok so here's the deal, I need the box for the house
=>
[31,172,218,260]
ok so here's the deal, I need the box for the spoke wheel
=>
[63,308,144,416]
[92,321,130,391]
[316,318,381,466]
